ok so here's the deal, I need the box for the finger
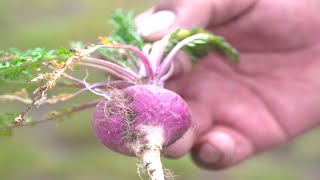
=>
[135,8,176,41]
[164,100,213,158]
[136,0,213,41]
[191,126,255,170]
[136,0,257,41]
[163,126,194,158]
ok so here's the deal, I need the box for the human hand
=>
[136,0,320,169]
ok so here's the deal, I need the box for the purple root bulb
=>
[92,85,192,156]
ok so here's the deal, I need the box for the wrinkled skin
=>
[136,0,320,169]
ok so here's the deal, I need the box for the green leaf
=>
[167,28,239,63]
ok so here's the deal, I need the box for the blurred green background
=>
[1,0,320,180]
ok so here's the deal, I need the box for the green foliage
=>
[0,113,17,136]
[99,9,145,69]
[108,9,145,49]
[0,113,34,136]
[0,47,73,80]
[167,28,239,63]
[0,48,73,94]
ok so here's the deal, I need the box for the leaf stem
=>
[159,63,174,82]
[149,35,169,74]
[159,34,208,77]
[78,62,135,82]
[102,44,154,79]
[0,100,99,131]
[82,57,139,81]
[56,82,83,88]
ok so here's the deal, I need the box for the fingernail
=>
[198,144,222,164]
[136,10,175,37]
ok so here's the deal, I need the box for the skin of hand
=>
[136,0,320,170]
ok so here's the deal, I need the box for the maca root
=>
[132,127,170,180]
[135,142,165,180]
[93,85,192,180]
[102,93,169,180]
[102,91,139,142]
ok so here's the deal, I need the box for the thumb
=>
[191,126,254,170]
[136,0,257,41]
[135,0,213,41]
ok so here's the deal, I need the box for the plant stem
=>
[139,145,164,180]
[159,34,208,77]
[61,73,86,85]
[0,100,99,131]
[102,44,154,80]
[78,62,135,82]
[87,80,134,89]
[56,82,83,88]
[82,57,139,81]
[44,63,85,88]
[149,35,169,74]
[0,94,33,104]
[132,126,169,180]
[159,63,174,82]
